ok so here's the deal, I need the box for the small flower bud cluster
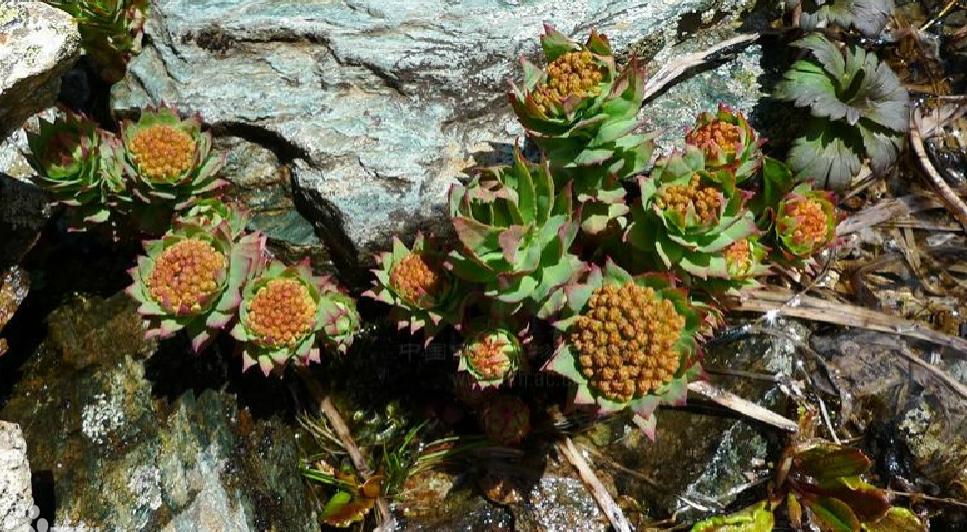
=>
[787,198,828,250]
[686,120,741,157]
[466,334,514,380]
[390,252,447,308]
[129,124,197,182]
[655,174,722,224]
[147,239,226,315]
[481,395,530,446]
[725,239,752,275]
[569,282,685,402]
[531,50,604,115]
[246,278,317,348]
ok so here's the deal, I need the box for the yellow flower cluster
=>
[147,239,225,314]
[390,253,446,308]
[788,199,828,249]
[467,335,514,380]
[655,174,722,224]
[531,50,604,115]
[569,282,685,402]
[130,124,196,182]
[247,278,317,348]
[686,120,741,156]
[724,239,752,275]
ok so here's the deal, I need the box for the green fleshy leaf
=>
[690,501,775,531]
[862,507,924,532]
[803,496,861,532]
[794,444,872,480]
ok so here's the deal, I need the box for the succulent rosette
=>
[456,329,524,389]
[364,234,461,342]
[127,222,262,351]
[685,104,763,183]
[509,25,654,234]
[448,146,582,314]
[543,261,704,438]
[480,395,531,446]
[231,260,360,375]
[45,0,148,83]
[627,146,758,282]
[121,105,225,208]
[27,111,126,228]
[177,198,248,239]
[775,183,839,260]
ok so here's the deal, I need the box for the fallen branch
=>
[297,368,396,530]
[734,288,967,353]
[643,33,760,102]
[911,107,967,232]
[687,380,799,432]
[557,437,633,532]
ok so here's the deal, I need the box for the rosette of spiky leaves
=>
[177,198,248,239]
[364,234,462,342]
[775,183,839,260]
[775,33,909,189]
[45,0,148,83]
[317,283,361,355]
[456,328,524,389]
[509,26,653,234]
[232,260,357,376]
[127,222,261,352]
[627,146,758,283]
[543,261,704,438]
[27,111,126,229]
[449,146,582,314]
[121,105,226,211]
[685,104,763,183]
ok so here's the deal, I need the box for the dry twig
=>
[643,33,760,102]
[557,437,633,532]
[734,288,967,353]
[910,107,967,232]
[687,380,799,432]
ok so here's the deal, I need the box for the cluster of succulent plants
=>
[366,27,845,441]
[44,0,148,82]
[27,106,226,234]
[126,198,361,376]
[775,33,910,189]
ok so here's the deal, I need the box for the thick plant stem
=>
[557,437,632,532]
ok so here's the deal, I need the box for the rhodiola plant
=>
[127,221,263,352]
[120,105,226,229]
[44,0,148,82]
[27,111,126,230]
[775,33,909,189]
[448,145,583,315]
[543,261,704,438]
[509,25,654,234]
[231,260,360,376]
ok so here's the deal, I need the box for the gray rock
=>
[0,173,49,269]
[0,421,34,532]
[0,2,81,137]
[0,292,315,532]
[111,0,760,274]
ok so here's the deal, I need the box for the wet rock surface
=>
[0,293,315,532]
[812,330,967,512]
[111,0,762,277]
[0,420,34,532]
[0,2,80,137]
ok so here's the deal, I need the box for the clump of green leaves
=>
[789,0,895,37]
[45,0,148,82]
[775,33,909,189]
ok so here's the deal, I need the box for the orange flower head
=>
[147,238,226,315]
[725,239,752,274]
[569,282,685,402]
[531,50,604,115]
[654,173,722,225]
[129,124,196,182]
[246,278,317,348]
[687,120,742,156]
[788,198,828,249]
[467,334,514,380]
[389,252,448,308]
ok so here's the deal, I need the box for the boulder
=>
[0,2,81,137]
[0,420,34,532]
[111,0,763,276]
